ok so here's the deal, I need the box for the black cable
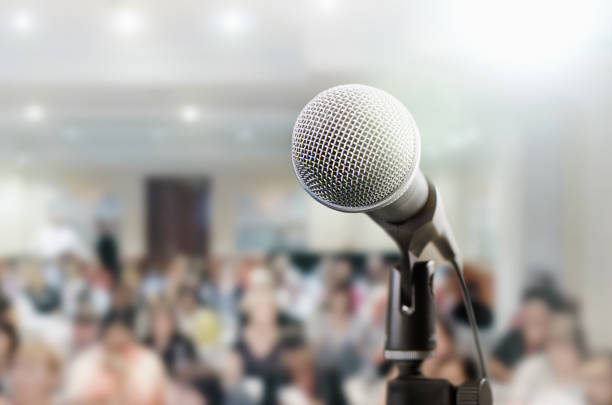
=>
[451,258,489,380]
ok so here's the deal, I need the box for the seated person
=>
[505,313,586,405]
[489,288,555,382]
[229,286,291,405]
[144,302,222,405]
[422,319,474,387]
[279,336,347,405]
[2,342,61,405]
[64,309,167,405]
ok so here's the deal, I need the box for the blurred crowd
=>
[0,224,609,405]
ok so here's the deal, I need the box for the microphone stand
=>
[386,260,456,405]
[369,182,493,405]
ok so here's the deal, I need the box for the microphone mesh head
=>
[292,84,420,211]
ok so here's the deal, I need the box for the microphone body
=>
[291,84,491,405]
[370,169,429,223]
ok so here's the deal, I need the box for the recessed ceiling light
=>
[11,10,35,34]
[213,10,252,36]
[315,0,340,14]
[23,104,45,122]
[110,8,146,36]
[179,105,200,123]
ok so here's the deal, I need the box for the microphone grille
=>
[291,84,420,211]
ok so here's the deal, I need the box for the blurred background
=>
[0,0,611,404]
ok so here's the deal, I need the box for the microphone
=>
[291,84,458,264]
[292,84,429,224]
[291,84,492,405]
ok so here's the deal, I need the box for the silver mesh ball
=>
[291,84,420,211]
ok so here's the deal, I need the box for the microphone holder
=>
[369,182,493,405]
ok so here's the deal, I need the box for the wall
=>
[0,170,145,258]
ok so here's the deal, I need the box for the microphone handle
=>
[370,170,429,224]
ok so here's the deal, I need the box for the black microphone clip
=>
[370,181,492,405]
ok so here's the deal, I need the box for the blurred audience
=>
[0,246,605,405]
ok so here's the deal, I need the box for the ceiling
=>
[0,0,610,172]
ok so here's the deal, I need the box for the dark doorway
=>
[146,178,211,264]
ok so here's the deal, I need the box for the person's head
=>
[583,354,612,405]
[248,267,275,291]
[0,321,18,366]
[243,287,278,328]
[10,342,61,403]
[422,319,469,385]
[72,310,100,350]
[112,284,135,311]
[58,254,84,280]
[22,260,45,291]
[281,337,314,376]
[366,254,388,282]
[177,286,200,313]
[96,219,116,236]
[545,314,585,381]
[101,309,136,352]
[269,254,292,283]
[150,303,177,343]
[326,286,353,318]
[167,255,189,278]
[327,257,353,287]
[122,262,142,290]
[521,290,553,350]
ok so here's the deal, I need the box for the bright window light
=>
[110,8,147,36]
[447,0,605,72]
[23,105,45,122]
[11,10,35,34]
[180,106,201,123]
